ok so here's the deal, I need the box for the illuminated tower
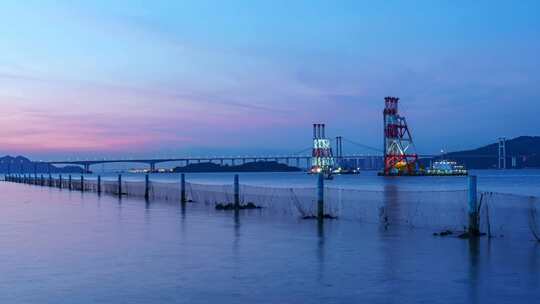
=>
[383,97,418,175]
[311,124,335,174]
[498,137,507,169]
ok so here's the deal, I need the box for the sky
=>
[0,0,539,160]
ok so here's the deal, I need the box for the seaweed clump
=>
[215,202,262,210]
[302,214,338,220]
[433,230,454,237]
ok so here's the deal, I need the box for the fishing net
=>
[187,182,233,206]
[5,175,540,240]
[478,192,540,240]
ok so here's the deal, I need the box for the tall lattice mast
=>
[311,124,335,174]
[383,97,418,175]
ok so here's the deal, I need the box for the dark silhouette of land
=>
[0,156,83,174]
[172,161,301,173]
[432,136,540,169]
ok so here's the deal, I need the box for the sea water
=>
[0,170,539,303]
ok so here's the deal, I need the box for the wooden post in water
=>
[317,173,325,220]
[59,175,63,189]
[144,174,150,200]
[118,174,122,197]
[468,175,479,234]
[80,175,84,192]
[40,175,44,186]
[181,173,186,204]
[48,174,52,187]
[97,175,101,194]
[234,174,240,210]
[68,175,72,190]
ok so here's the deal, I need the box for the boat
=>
[426,160,468,176]
[332,167,360,175]
[308,167,334,180]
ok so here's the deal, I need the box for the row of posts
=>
[5,173,326,219]
[3,173,481,226]
[4,173,188,205]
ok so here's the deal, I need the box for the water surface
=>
[0,181,538,303]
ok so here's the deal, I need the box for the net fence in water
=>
[5,175,540,241]
[478,192,540,239]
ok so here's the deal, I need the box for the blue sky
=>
[0,0,538,159]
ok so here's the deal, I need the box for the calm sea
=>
[1,170,539,303]
[72,169,540,196]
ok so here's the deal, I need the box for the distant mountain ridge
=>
[0,156,83,174]
[440,136,540,169]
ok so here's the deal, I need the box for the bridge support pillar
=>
[84,163,90,173]
[149,163,156,173]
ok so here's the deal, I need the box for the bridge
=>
[40,138,503,174]
[36,132,509,173]
[44,154,388,173]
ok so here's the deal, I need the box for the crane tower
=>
[382,97,418,175]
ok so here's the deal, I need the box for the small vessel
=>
[332,167,360,175]
[427,160,468,176]
[309,167,334,180]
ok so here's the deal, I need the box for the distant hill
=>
[0,156,84,174]
[436,136,540,169]
[172,161,301,173]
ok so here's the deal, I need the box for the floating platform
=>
[378,172,468,177]
[379,160,468,177]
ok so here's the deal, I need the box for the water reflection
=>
[316,220,325,283]
[467,237,480,304]
[530,243,539,289]
[233,209,241,254]
[180,201,186,219]
[381,182,400,230]
[144,198,151,210]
